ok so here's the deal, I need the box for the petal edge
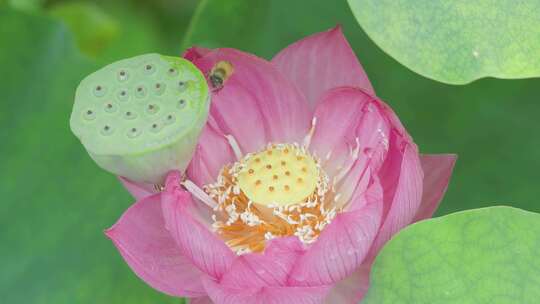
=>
[272,26,374,108]
[106,194,205,297]
[413,154,457,222]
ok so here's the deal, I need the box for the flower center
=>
[236,145,318,206]
[204,143,336,254]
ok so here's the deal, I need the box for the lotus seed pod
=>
[70,53,210,184]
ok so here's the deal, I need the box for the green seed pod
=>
[70,53,210,184]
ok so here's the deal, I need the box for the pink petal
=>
[310,88,389,175]
[183,46,212,62]
[207,80,268,152]
[309,87,390,205]
[220,237,304,288]
[161,172,236,279]
[272,26,374,108]
[203,276,331,304]
[191,48,312,149]
[187,124,236,187]
[118,176,154,200]
[377,100,412,142]
[288,181,383,286]
[310,87,371,177]
[334,100,391,205]
[369,140,423,255]
[105,194,205,297]
[413,154,457,222]
[323,263,370,304]
[189,296,214,304]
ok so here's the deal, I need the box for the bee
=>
[209,61,234,91]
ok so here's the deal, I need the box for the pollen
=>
[204,143,335,254]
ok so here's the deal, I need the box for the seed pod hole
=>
[104,102,117,113]
[83,109,96,121]
[143,64,155,74]
[127,127,141,138]
[177,99,187,109]
[117,89,129,101]
[135,85,147,98]
[117,70,129,82]
[123,111,137,120]
[168,67,178,76]
[164,113,176,125]
[150,122,163,133]
[101,125,114,136]
[178,81,187,92]
[93,85,106,97]
[154,82,166,95]
[146,104,159,115]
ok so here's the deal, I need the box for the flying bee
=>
[209,61,234,91]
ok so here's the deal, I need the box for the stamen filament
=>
[302,117,317,148]
[225,134,243,160]
[182,179,218,208]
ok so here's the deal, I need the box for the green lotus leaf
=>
[363,206,540,304]
[348,0,540,84]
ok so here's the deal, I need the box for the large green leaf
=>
[0,8,184,303]
[184,0,540,217]
[363,206,540,303]
[348,0,540,84]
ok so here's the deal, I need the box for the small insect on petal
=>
[209,61,234,91]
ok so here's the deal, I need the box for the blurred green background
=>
[1,0,539,303]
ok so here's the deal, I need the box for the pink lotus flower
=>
[106,27,456,303]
